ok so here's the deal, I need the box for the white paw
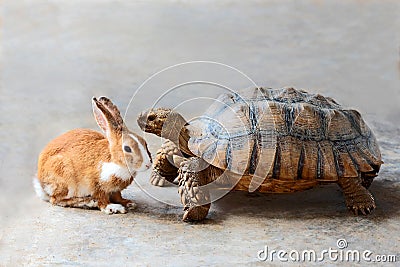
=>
[102,204,127,214]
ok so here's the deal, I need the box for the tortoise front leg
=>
[178,158,211,221]
[151,140,181,187]
[338,176,376,215]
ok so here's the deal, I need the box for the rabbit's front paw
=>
[102,204,127,214]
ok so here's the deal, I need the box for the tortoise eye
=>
[124,146,132,153]
[147,114,156,121]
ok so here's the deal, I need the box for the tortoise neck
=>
[160,114,194,156]
[177,127,195,156]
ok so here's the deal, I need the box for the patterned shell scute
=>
[188,87,382,182]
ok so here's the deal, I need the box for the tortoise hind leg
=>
[178,158,211,221]
[338,176,376,215]
[360,172,376,189]
[150,140,181,187]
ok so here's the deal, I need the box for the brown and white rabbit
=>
[34,96,152,214]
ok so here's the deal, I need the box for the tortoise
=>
[137,87,382,221]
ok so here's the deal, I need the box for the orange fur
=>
[36,97,151,214]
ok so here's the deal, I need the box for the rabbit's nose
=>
[145,163,152,169]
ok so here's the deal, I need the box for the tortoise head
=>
[137,108,187,138]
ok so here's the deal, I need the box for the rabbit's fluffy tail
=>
[33,176,49,201]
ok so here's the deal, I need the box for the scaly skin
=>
[177,158,211,221]
[150,140,181,187]
[137,107,380,221]
[360,173,375,189]
[338,176,376,215]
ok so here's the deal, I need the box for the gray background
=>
[1,1,399,266]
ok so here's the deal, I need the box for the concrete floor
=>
[1,1,400,266]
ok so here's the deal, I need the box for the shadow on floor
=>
[211,180,400,222]
[129,179,399,224]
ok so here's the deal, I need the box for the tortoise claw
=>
[360,208,367,216]
[349,204,375,216]
[182,204,211,222]
[150,170,166,187]
[340,177,376,216]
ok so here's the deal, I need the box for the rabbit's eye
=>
[124,146,132,153]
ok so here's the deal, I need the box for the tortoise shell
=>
[188,87,382,184]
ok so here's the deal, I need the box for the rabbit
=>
[33,96,152,214]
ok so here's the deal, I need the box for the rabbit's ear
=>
[98,97,125,128]
[92,97,120,137]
